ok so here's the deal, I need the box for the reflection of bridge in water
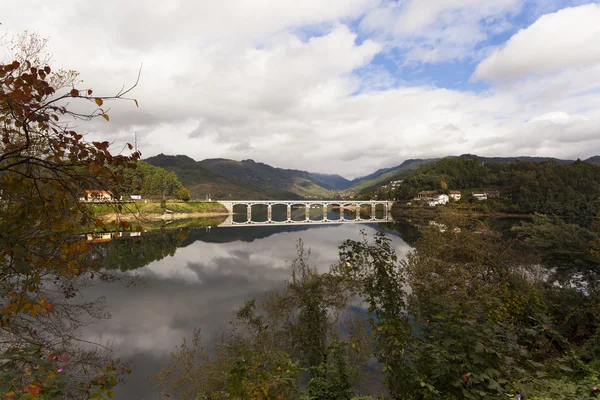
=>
[216,200,394,226]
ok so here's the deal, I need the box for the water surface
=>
[80,222,415,399]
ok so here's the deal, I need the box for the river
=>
[78,220,418,399]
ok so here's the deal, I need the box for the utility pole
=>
[134,132,138,152]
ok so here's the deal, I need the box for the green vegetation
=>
[116,160,188,200]
[0,37,138,398]
[350,159,434,194]
[88,229,190,271]
[88,201,226,217]
[382,157,600,217]
[145,154,352,200]
[153,213,600,399]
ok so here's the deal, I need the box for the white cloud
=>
[474,4,600,81]
[360,0,522,63]
[3,1,600,178]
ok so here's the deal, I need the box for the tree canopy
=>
[0,33,141,398]
[117,160,187,199]
[390,157,600,216]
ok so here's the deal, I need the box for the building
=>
[80,190,114,202]
[484,189,500,198]
[428,194,449,207]
[390,180,403,188]
[417,190,437,199]
[449,190,461,201]
[471,192,487,201]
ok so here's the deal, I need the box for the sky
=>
[4,0,600,178]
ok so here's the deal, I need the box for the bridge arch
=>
[218,200,393,225]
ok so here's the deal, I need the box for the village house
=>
[428,194,449,207]
[485,189,500,198]
[471,192,487,201]
[123,194,142,201]
[471,189,500,201]
[449,190,461,201]
[80,190,114,202]
[417,190,437,199]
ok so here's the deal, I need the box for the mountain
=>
[145,154,351,200]
[145,154,297,200]
[348,159,436,194]
[196,158,351,197]
[585,156,600,164]
[460,154,573,164]
[146,153,600,200]
[349,154,600,195]
[309,173,353,190]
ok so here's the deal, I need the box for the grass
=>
[88,201,227,216]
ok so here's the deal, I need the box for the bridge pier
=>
[305,204,310,222]
[287,204,292,222]
[247,204,252,223]
[340,205,344,221]
[267,204,272,222]
[371,204,376,220]
[323,204,328,221]
[356,204,361,221]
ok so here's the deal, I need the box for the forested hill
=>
[198,158,351,192]
[349,158,435,193]
[116,161,188,199]
[145,154,351,200]
[392,157,600,216]
[351,154,600,195]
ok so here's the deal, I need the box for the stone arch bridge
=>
[217,200,394,225]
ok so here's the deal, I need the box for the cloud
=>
[474,4,600,81]
[3,0,600,178]
[360,0,522,63]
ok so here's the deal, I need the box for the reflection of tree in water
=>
[381,220,422,247]
[87,229,190,271]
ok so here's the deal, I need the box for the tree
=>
[401,213,593,398]
[334,231,413,398]
[178,187,191,201]
[0,33,140,398]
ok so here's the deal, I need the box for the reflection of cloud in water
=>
[80,224,411,399]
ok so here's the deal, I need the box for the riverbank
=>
[391,204,533,219]
[90,201,229,223]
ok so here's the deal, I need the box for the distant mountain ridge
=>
[198,158,351,192]
[145,154,352,200]
[145,153,600,199]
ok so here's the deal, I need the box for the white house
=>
[449,190,461,201]
[80,190,114,202]
[472,192,487,201]
[428,194,449,207]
